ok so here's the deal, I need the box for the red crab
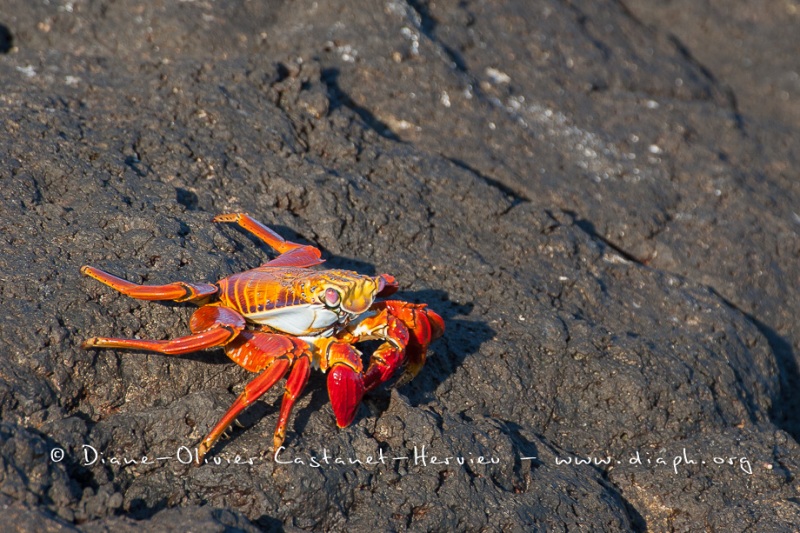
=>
[81,213,443,462]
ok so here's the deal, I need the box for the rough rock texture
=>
[0,1,797,531]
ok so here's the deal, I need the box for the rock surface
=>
[0,1,797,531]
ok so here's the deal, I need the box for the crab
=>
[81,213,443,462]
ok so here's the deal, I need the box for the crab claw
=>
[384,302,443,344]
[388,303,445,385]
[327,364,365,427]
[422,308,445,342]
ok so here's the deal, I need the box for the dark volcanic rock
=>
[0,0,797,531]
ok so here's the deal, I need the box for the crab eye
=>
[324,288,341,307]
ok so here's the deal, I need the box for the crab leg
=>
[273,355,311,449]
[213,213,302,254]
[81,265,218,303]
[82,305,245,354]
[197,332,312,462]
[213,213,324,268]
[197,355,293,462]
[82,328,236,354]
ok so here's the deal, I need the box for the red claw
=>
[384,302,445,345]
[363,343,405,392]
[327,364,365,428]
[424,308,445,342]
[379,303,445,385]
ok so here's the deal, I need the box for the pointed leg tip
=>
[81,338,98,349]
[80,265,102,279]
[396,362,423,387]
[196,443,210,465]
[212,213,240,223]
